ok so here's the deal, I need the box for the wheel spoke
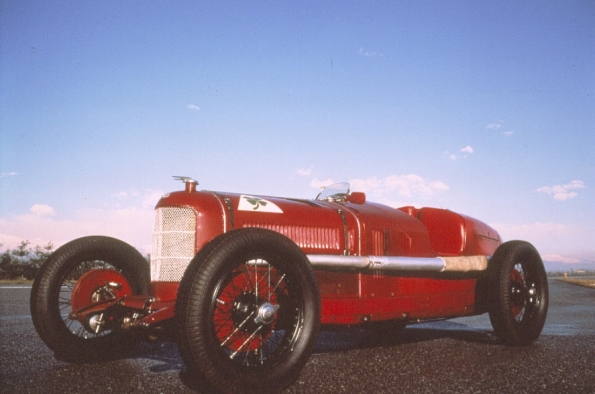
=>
[230,325,263,359]
[272,273,286,293]
[220,311,256,347]
[212,260,296,367]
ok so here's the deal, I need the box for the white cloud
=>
[0,190,163,253]
[1,172,18,178]
[309,175,448,207]
[0,207,154,253]
[187,104,200,111]
[537,180,585,201]
[486,123,514,137]
[358,47,383,57]
[446,146,473,161]
[349,174,449,201]
[30,204,55,217]
[297,168,312,176]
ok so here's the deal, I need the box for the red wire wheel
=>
[30,236,150,362]
[176,228,320,394]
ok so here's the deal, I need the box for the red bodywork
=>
[138,183,499,328]
[71,183,501,331]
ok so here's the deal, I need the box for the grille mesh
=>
[151,207,196,281]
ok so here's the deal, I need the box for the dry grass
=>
[0,279,33,284]
[558,278,595,289]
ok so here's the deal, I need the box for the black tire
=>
[30,236,150,362]
[488,240,548,345]
[176,228,321,394]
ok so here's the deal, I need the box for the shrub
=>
[0,241,54,280]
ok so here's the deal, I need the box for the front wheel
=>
[488,240,548,345]
[176,228,321,394]
[30,236,150,362]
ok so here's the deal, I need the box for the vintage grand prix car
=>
[31,177,548,393]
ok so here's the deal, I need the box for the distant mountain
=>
[543,259,595,273]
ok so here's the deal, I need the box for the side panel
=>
[322,203,479,325]
[400,206,501,256]
[317,271,477,325]
[346,202,436,257]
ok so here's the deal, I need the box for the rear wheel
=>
[176,228,320,394]
[30,236,150,362]
[488,241,548,345]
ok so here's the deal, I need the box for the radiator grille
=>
[151,207,196,281]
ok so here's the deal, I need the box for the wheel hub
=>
[86,313,105,334]
[255,302,280,325]
[91,285,118,303]
[231,292,280,331]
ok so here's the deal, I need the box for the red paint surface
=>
[144,186,502,326]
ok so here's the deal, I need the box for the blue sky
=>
[1,1,594,269]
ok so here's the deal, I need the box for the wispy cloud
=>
[297,167,313,176]
[0,172,18,178]
[311,174,448,207]
[0,189,164,252]
[187,104,200,111]
[537,180,585,201]
[358,47,383,57]
[0,206,155,253]
[447,146,474,160]
[30,204,55,217]
[486,122,514,136]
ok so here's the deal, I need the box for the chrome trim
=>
[307,254,370,269]
[209,192,229,233]
[307,254,489,272]
[340,205,362,256]
[336,209,349,255]
[369,256,446,271]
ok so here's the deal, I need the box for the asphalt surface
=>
[1,279,594,393]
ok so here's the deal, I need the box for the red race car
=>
[31,177,548,393]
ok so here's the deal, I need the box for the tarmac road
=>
[1,279,594,393]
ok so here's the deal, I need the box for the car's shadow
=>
[315,320,497,353]
[127,319,498,377]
